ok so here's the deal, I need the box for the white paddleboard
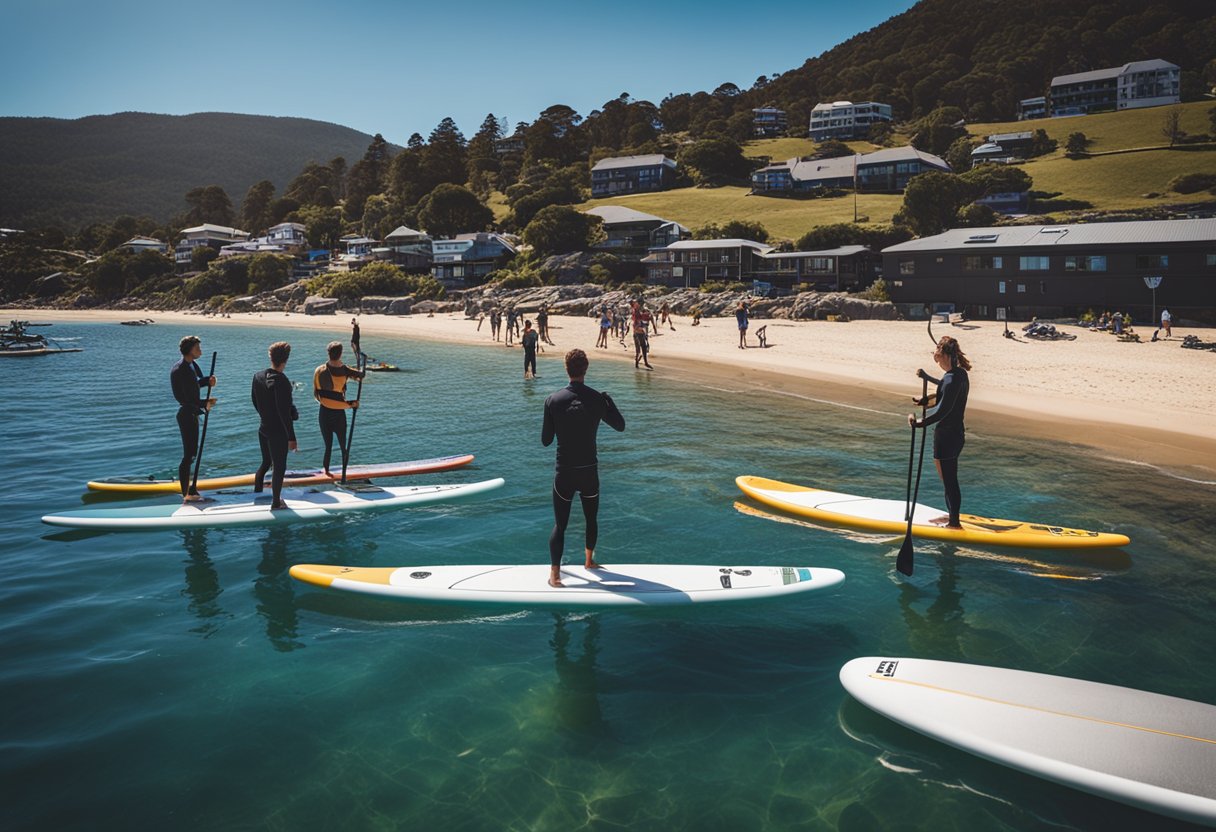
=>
[290,563,846,608]
[41,479,505,530]
[840,657,1216,826]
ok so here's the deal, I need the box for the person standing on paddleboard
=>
[909,336,971,529]
[349,318,361,362]
[541,349,626,587]
[522,320,539,379]
[170,335,216,503]
[252,341,298,510]
[313,340,364,477]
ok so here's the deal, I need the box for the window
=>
[1019,256,1049,271]
[1064,255,1107,272]
[963,256,1003,270]
[998,281,1006,294]
[1136,254,1168,269]
[1208,254,1216,267]
[899,260,915,275]
[1017,283,1026,293]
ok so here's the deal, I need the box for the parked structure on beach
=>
[643,238,877,292]
[751,146,950,195]
[882,218,1215,322]
[808,101,892,141]
[590,154,678,198]
[582,205,689,259]
[1048,59,1180,117]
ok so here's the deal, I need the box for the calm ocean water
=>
[2,320,1214,831]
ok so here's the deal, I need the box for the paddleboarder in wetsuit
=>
[350,318,361,361]
[522,320,539,379]
[170,335,216,502]
[252,341,298,509]
[313,340,364,477]
[541,349,626,587]
[909,336,972,529]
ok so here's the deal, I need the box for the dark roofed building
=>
[582,205,689,259]
[590,154,677,198]
[882,219,1216,322]
[644,238,878,291]
[1049,59,1180,117]
[752,107,788,138]
[751,146,949,195]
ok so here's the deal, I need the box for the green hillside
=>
[0,112,388,230]
[968,100,1213,153]
[577,188,905,242]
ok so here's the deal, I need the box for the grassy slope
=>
[742,138,881,160]
[575,188,904,241]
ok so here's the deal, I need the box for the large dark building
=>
[882,219,1216,322]
[590,154,677,197]
[644,239,877,292]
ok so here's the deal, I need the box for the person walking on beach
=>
[505,307,517,346]
[736,301,749,349]
[170,335,216,503]
[537,305,554,346]
[522,319,539,379]
[313,340,364,477]
[541,349,626,587]
[490,308,502,341]
[908,336,971,529]
[1161,308,1172,338]
[252,341,298,510]
[596,305,611,349]
[350,318,361,361]
[632,300,653,369]
[660,301,675,331]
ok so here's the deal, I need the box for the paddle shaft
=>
[897,376,930,576]
[190,351,217,494]
[340,347,366,484]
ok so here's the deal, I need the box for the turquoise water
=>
[3,321,1215,831]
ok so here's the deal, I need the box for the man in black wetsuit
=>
[541,349,626,587]
[909,336,972,529]
[313,340,364,476]
[350,318,361,361]
[170,335,216,502]
[252,341,298,509]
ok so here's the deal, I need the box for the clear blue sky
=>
[0,0,916,142]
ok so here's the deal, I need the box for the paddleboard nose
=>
[289,564,342,587]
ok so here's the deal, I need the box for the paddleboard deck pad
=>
[290,563,846,608]
[840,657,1216,826]
[86,454,475,493]
[42,478,504,530]
[736,476,1129,549]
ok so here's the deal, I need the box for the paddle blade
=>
[896,535,915,576]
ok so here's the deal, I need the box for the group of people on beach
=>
[171,329,364,510]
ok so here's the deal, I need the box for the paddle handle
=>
[190,351,217,494]
[340,349,366,484]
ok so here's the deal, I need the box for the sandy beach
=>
[9,307,1216,480]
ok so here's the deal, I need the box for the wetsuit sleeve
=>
[601,393,626,432]
[251,376,259,412]
[275,377,297,441]
[920,374,960,428]
[541,399,555,447]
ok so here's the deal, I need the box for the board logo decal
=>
[410,571,432,579]
[720,574,733,589]
[875,660,899,677]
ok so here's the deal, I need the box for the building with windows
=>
[1017,96,1048,121]
[752,107,788,138]
[582,206,689,259]
[377,225,432,271]
[1048,59,1180,117]
[751,146,950,195]
[643,238,877,291]
[121,236,168,254]
[591,154,678,197]
[174,224,249,266]
[808,101,892,142]
[969,132,1035,167]
[881,218,1216,322]
[430,232,517,287]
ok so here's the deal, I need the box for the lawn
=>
[968,100,1214,154]
[1021,149,1216,211]
[574,187,904,242]
[743,137,884,161]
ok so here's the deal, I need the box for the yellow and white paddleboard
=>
[735,476,1130,549]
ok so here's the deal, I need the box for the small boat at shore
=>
[366,361,400,372]
[120,319,155,326]
[1,320,82,357]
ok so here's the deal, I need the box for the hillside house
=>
[752,107,788,138]
[431,232,517,287]
[582,205,690,259]
[174,224,249,265]
[751,146,950,195]
[591,154,677,197]
[808,101,892,142]
[1049,59,1180,117]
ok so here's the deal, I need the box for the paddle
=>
[340,343,366,485]
[897,374,930,576]
[190,351,217,495]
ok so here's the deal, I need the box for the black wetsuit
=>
[170,358,209,497]
[541,382,626,568]
[251,368,297,504]
[920,367,970,526]
[522,329,538,375]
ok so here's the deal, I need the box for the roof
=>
[1122,59,1179,74]
[971,143,1008,155]
[591,154,676,172]
[882,218,1216,254]
[122,236,165,246]
[385,225,427,239]
[860,146,949,168]
[762,245,869,260]
[583,205,689,233]
[987,131,1032,143]
[780,146,950,183]
[1051,66,1121,87]
[666,238,773,253]
[268,222,305,231]
[180,224,247,237]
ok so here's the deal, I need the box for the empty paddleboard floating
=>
[290,563,846,608]
[86,454,476,493]
[840,657,1216,826]
[42,478,504,531]
[736,476,1129,549]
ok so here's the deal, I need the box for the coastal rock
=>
[361,295,414,315]
[304,295,338,315]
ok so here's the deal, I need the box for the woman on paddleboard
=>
[909,336,971,529]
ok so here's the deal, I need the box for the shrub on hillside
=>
[305,261,447,301]
[1167,172,1216,194]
